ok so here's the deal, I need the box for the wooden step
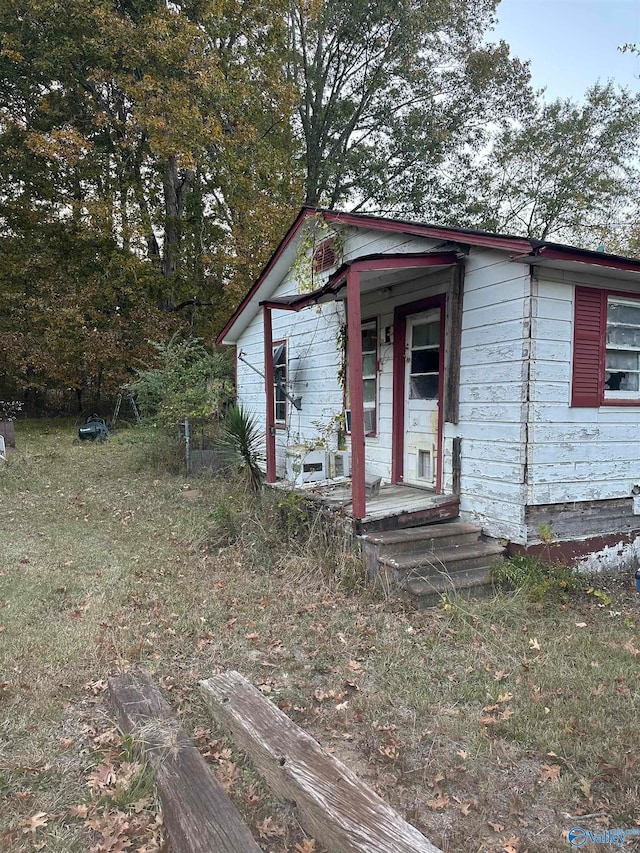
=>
[401,565,494,599]
[363,521,482,556]
[379,541,505,576]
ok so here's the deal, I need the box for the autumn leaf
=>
[87,762,117,791]
[494,670,509,681]
[257,816,285,839]
[20,811,48,837]
[425,792,449,810]
[624,640,639,656]
[529,637,541,651]
[540,763,561,783]
[68,804,90,818]
[488,820,505,832]
[295,840,316,853]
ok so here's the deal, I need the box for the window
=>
[408,315,440,400]
[572,287,640,406]
[605,298,640,398]
[345,320,378,436]
[273,341,287,424]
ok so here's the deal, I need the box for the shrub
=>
[220,405,265,492]
[127,335,234,432]
[490,554,586,602]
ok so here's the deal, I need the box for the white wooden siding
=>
[447,250,529,542]
[528,268,640,507]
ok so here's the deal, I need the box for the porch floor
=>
[270,479,460,532]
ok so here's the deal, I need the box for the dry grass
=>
[1,420,639,852]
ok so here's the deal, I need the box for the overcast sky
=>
[491,0,640,101]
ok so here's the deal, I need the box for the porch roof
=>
[259,251,459,312]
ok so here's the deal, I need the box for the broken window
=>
[605,299,640,397]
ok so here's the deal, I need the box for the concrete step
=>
[379,541,505,577]
[363,521,482,556]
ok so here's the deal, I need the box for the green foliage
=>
[127,336,234,431]
[490,555,586,603]
[291,212,344,293]
[221,405,265,492]
[0,401,22,420]
[0,0,299,411]
[276,489,312,539]
[460,83,640,247]
[288,0,533,210]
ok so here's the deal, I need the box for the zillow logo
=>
[568,827,640,847]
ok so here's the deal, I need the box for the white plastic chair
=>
[0,435,5,461]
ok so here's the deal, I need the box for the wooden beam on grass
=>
[200,671,442,853]
[108,670,261,853]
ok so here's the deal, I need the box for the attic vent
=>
[313,238,337,272]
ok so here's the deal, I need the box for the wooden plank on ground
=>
[108,670,261,853]
[200,671,442,853]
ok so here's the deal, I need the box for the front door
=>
[403,309,441,488]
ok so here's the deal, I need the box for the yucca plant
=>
[221,405,265,492]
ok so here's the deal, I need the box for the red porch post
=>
[263,306,276,483]
[346,267,366,519]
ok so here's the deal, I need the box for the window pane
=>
[409,375,439,399]
[364,408,376,434]
[608,301,640,327]
[275,401,286,421]
[607,325,640,348]
[606,350,638,371]
[362,353,376,376]
[605,371,639,392]
[362,327,377,352]
[363,378,376,403]
[412,322,439,347]
[411,349,439,373]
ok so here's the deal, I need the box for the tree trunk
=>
[161,154,194,309]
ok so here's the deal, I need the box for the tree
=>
[0,0,300,407]
[286,0,533,212]
[460,83,640,247]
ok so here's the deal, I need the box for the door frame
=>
[391,293,446,491]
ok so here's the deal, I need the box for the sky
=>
[491,0,640,101]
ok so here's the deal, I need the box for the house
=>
[217,207,640,573]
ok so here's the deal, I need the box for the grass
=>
[0,420,639,852]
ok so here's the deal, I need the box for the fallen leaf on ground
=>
[540,763,561,783]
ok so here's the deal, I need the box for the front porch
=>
[261,250,464,522]
[270,479,459,533]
